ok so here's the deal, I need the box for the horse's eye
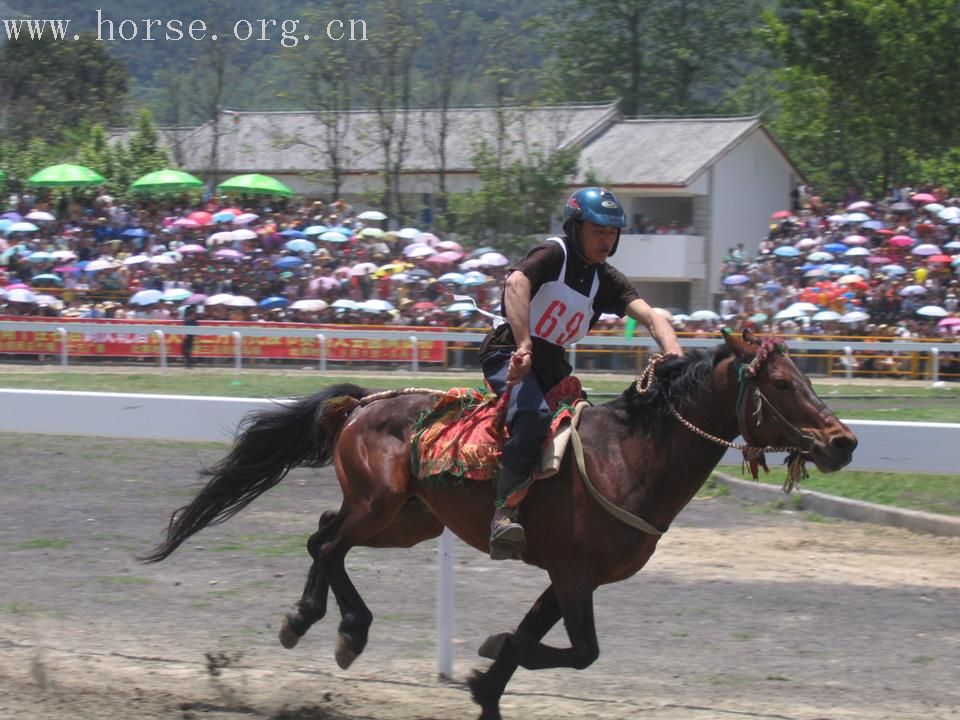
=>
[773,378,792,391]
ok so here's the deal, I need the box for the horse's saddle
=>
[411,376,588,504]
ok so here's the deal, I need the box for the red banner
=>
[0,317,448,362]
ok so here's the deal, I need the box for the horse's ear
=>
[721,326,753,359]
[741,327,757,345]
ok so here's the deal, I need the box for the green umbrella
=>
[0,170,6,183]
[27,163,105,187]
[217,173,293,198]
[130,168,204,193]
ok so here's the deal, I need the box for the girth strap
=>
[569,402,666,536]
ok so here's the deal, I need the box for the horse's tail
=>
[140,383,370,563]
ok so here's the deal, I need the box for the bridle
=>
[636,338,815,492]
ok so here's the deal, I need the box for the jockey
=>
[479,187,684,560]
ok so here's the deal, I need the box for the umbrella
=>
[411,301,440,311]
[795,238,820,250]
[187,293,208,305]
[461,271,490,286]
[211,210,237,223]
[688,309,720,321]
[331,299,359,310]
[937,317,960,328]
[8,221,39,233]
[26,251,56,263]
[357,210,388,221]
[259,296,289,310]
[861,220,886,230]
[172,218,200,229]
[359,227,385,238]
[912,243,941,256]
[939,207,960,221]
[846,201,872,211]
[844,247,870,257]
[769,210,792,220]
[911,193,937,204]
[845,212,870,223]
[280,229,307,239]
[843,234,869,245]
[774,307,808,320]
[923,203,945,213]
[178,244,207,254]
[289,299,328,312]
[867,255,894,265]
[888,235,914,247]
[479,252,509,267]
[25,210,55,222]
[847,266,870,277]
[285,238,317,253]
[5,288,37,303]
[916,305,948,318]
[405,244,436,258]
[787,302,820,313]
[889,201,914,213]
[161,288,192,302]
[438,272,467,284]
[349,262,378,276]
[218,173,294,198]
[122,254,152,266]
[310,277,341,291]
[436,240,465,253]
[122,228,150,239]
[416,232,441,246]
[761,282,782,292]
[233,212,260,225]
[27,163,104,187]
[879,264,907,275]
[84,259,117,272]
[426,251,463,264]
[214,248,243,260]
[153,254,178,265]
[840,310,870,323]
[319,230,349,243]
[358,299,395,313]
[722,274,750,285]
[231,228,258,241]
[807,251,835,262]
[129,289,164,305]
[186,211,213,227]
[396,227,420,239]
[803,268,828,278]
[772,246,800,257]
[446,301,478,313]
[205,293,234,306]
[407,268,434,279]
[823,243,847,253]
[304,225,327,235]
[838,274,866,285]
[206,231,235,246]
[812,310,842,322]
[226,295,257,308]
[899,285,926,296]
[273,256,304,269]
[927,254,952,263]
[30,273,63,286]
[130,169,204,193]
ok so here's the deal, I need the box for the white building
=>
[124,102,803,310]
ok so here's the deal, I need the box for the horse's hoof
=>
[279,615,301,649]
[467,671,502,720]
[477,632,509,660]
[335,633,359,669]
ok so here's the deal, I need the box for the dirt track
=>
[1,433,959,720]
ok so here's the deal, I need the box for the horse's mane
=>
[603,344,735,440]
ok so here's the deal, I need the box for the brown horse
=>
[142,329,857,720]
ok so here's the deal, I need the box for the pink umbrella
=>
[937,317,960,327]
[188,211,213,226]
[416,232,440,247]
[161,216,178,228]
[846,201,872,211]
[172,218,200,229]
[214,248,243,260]
[233,213,259,225]
[178,244,207,254]
[843,234,868,245]
[888,235,914,247]
[866,255,893,264]
[187,293,208,305]
[911,193,936,205]
[424,253,458,266]
[429,250,465,263]
[4,283,29,290]
[436,240,464,253]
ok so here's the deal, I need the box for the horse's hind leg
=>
[279,510,340,649]
[468,585,561,720]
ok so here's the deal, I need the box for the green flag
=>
[624,316,637,339]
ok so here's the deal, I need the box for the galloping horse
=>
[143,329,857,720]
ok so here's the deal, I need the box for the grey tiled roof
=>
[573,117,762,186]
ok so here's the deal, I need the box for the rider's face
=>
[579,221,618,264]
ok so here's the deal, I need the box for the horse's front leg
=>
[480,577,598,672]
[469,585,562,720]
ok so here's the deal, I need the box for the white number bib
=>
[528,238,599,348]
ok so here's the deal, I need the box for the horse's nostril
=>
[831,434,858,452]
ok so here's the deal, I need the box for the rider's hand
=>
[506,348,532,386]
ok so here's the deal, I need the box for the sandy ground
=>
[1,434,959,720]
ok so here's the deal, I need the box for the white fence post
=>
[316,333,326,372]
[232,331,243,371]
[154,330,167,371]
[843,346,854,380]
[57,327,68,368]
[436,527,455,680]
[930,347,940,383]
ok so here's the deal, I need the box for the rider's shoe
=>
[489,506,525,560]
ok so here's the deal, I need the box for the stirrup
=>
[489,510,525,560]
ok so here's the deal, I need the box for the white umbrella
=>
[807,251,835,262]
[774,307,808,320]
[357,210,387,221]
[938,207,960,221]
[51,250,78,261]
[8,221,39,233]
[5,288,37,303]
[397,227,420,239]
[84,259,117,272]
[205,293,234,305]
[231,228,258,242]
[33,293,62,308]
[123,254,152,266]
[226,295,257,307]
[207,231,235,246]
[812,310,842,322]
[479,252,509,267]
[912,243,941,256]
[689,309,720,321]
[841,310,870,323]
[916,305,948,318]
[25,211,55,222]
[843,246,870,256]
[129,289,164,305]
[289,299,329,311]
[359,299,395,312]
[350,262,378,276]
[787,302,820,313]
[232,213,259,225]
[331,299,359,310]
[151,254,177,265]
[405,244,436,258]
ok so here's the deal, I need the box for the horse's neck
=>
[628,355,742,528]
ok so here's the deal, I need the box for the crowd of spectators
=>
[0,192,506,329]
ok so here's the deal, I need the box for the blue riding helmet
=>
[562,187,626,256]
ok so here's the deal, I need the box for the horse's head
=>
[722,328,858,473]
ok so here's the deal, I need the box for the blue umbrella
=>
[8,221,38,233]
[304,225,327,235]
[880,264,907,275]
[284,238,317,253]
[319,230,349,243]
[723,274,750,285]
[212,211,236,223]
[30,273,63,285]
[861,220,885,230]
[823,243,847,253]
[329,226,353,236]
[761,282,782,292]
[26,251,56,263]
[273,256,304,269]
[259,296,289,310]
[0,219,11,233]
[773,246,800,257]
[280,229,307,239]
[122,228,149,238]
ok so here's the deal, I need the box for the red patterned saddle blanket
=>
[410,375,586,486]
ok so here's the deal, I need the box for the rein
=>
[636,345,812,493]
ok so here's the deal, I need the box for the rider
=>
[479,187,684,560]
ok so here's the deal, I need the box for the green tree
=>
[0,34,129,145]
[762,0,960,196]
